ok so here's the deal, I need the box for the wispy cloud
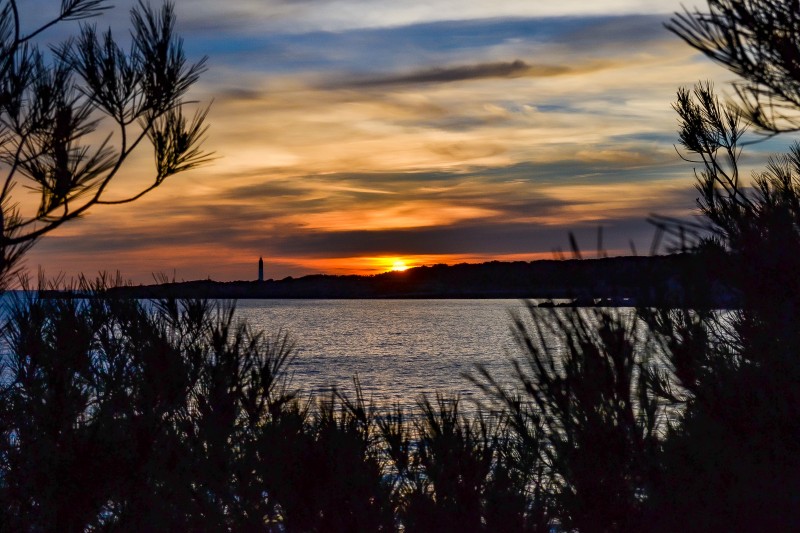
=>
[337,60,571,88]
[24,7,790,282]
[171,1,705,34]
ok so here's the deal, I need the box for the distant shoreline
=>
[99,254,735,308]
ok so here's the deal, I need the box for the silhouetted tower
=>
[258,256,264,282]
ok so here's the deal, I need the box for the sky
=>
[19,0,799,282]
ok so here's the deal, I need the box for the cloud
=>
[337,60,570,88]
[169,1,704,34]
[264,217,668,258]
[27,161,696,260]
[191,15,679,82]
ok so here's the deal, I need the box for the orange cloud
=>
[278,202,500,231]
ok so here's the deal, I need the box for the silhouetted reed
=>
[0,277,556,530]
[468,81,800,532]
[471,306,662,532]
[0,276,301,530]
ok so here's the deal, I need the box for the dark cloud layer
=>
[338,60,568,88]
[32,215,669,265]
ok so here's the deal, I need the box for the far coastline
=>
[99,254,734,308]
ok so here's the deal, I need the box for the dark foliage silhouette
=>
[473,306,665,533]
[0,0,210,286]
[643,80,800,532]
[376,393,552,532]
[0,276,296,529]
[258,384,394,532]
[463,1,800,525]
[668,0,800,135]
[0,279,559,531]
[469,71,800,533]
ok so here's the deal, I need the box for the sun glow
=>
[391,259,409,272]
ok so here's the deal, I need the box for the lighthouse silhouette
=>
[258,257,264,282]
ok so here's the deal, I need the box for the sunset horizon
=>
[20,0,799,282]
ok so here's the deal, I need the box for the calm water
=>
[235,299,533,409]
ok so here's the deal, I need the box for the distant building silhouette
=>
[258,256,264,282]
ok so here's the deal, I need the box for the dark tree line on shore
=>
[108,254,729,304]
[1,0,800,531]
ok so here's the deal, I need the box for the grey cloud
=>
[212,157,690,218]
[219,170,466,203]
[220,182,329,204]
[32,215,662,260]
[264,217,669,257]
[221,155,679,197]
[219,87,264,101]
[338,60,567,88]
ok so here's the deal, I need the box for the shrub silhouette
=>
[257,384,394,532]
[642,81,800,531]
[473,306,664,533]
[465,3,800,528]
[0,279,298,529]
[0,0,209,286]
[464,79,800,533]
[0,277,560,530]
[379,395,550,532]
[469,81,800,532]
[0,279,409,530]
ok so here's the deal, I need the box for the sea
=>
[234,299,606,411]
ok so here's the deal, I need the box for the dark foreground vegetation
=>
[2,0,800,531]
[0,282,542,530]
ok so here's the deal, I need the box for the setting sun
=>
[391,259,409,272]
